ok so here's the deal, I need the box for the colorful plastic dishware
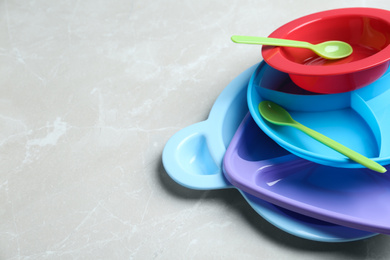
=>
[258,101,386,173]
[231,35,352,60]
[162,64,376,242]
[261,8,390,93]
[223,113,390,235]
[248,61,390,169]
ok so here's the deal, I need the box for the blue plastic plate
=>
[162,64,376,242]
[248,62,390,168]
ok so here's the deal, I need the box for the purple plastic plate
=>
[223,113,390,235]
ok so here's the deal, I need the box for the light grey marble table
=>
[2,0,390,259]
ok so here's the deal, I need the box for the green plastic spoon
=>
[231,35,353,60]
[258,101,386,173]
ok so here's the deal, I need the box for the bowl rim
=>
[261,7,390,76]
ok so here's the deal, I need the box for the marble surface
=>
[2,0,390,259]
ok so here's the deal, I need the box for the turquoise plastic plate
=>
[162,64,376,242]
[248,62,390,168]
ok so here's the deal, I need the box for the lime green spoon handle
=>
[231,35,353,60]
[232,35,311,48]
[258,101,386,173]
[294,121,386,173]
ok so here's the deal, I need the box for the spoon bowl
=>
[231,36,352,60]
[258,100,296,126]
[259,101,387,173]
[313,41,353,59]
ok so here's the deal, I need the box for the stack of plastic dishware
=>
[163,8,390,242]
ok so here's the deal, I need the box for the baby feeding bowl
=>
[223,112,390,235]
[248,61,390,169]
[162,64,376,242]
[262,8,390,94]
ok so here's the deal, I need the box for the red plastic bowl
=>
[262,8,390,94]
